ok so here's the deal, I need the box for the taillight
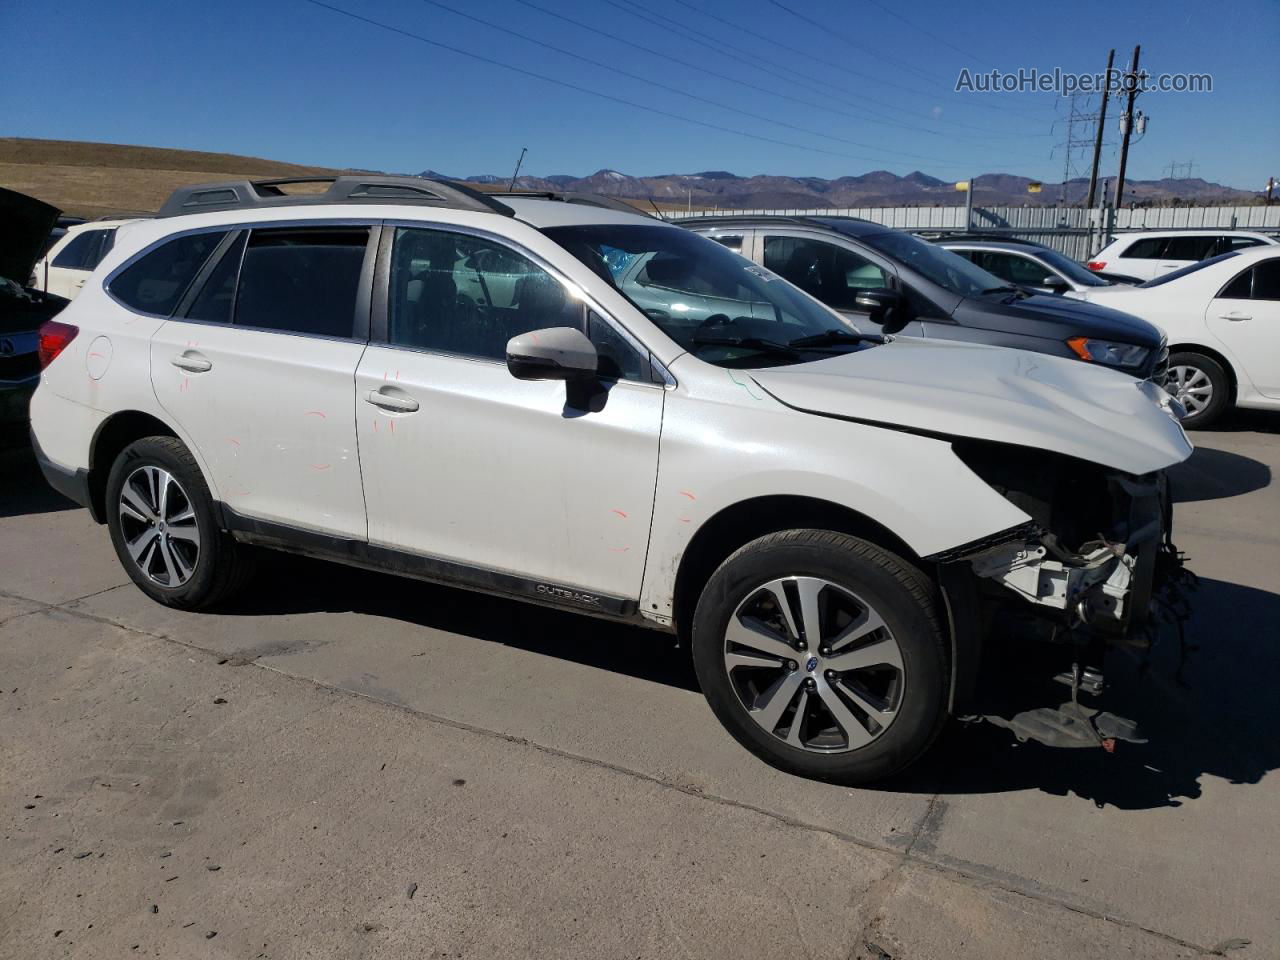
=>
[38,320,79,370]
[1086,260,1106,271]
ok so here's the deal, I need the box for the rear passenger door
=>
[355,223,664,604]
[147,223,376,537]
[759,232,927,336]
[1155,235,1218,276]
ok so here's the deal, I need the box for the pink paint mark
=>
[679,491,697,500]
[608,546,631,553]
[610,509,628,519]
[373,420,379,432]
[679,517,691,523]
[389,419,396,434]
[310,463,332,471]
[88,352,105,360]
[226,437,241,446]
[180,377,189,392]
[304,410,327,419]
[383,371,389,381]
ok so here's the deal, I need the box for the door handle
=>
[170,353,212,373]
[1219,312,1252,321]
[364,389,419,413]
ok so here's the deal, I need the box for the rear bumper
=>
[30,428,95,516]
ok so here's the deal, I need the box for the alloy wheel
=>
[1167,364,1213,416]
[117,465,201,587]
[723,576,905,753]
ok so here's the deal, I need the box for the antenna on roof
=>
[508,147,528,192]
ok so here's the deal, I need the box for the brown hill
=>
[0,138,347,218]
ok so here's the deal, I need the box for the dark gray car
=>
[677,216,1167,381]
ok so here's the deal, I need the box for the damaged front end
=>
[933,439,1194,748]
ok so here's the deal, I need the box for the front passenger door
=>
[759,233,926,336]
[355,225,664,603]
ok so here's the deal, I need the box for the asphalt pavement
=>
[2,412,1277,959]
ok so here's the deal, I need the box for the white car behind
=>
[1087,230,1276,282]
[31,219,139,299]
[1069,246,1280,427]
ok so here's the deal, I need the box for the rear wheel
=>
[1167,351,1230,430]
[691,529,948,784]
[105,436,253,610]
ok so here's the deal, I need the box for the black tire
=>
[1167,351,1230,430]
[691,529,948,785]
[105,436,254,610]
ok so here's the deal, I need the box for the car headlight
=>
[1066,337,1150,370]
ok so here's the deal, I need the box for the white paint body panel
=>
[1071,247,1280,411]
[355,346,663,598]
[1091,231,1277,282]
[149,320,368,537]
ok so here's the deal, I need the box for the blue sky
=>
[4,0,1277,189]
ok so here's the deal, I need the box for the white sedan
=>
[1069,246,1280,428]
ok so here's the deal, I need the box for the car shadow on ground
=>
[0,443,79,518]
[1169,445,1271,502]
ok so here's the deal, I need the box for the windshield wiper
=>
[786,329,884,348]
[691,334,802,359]
[981,285,1019,295]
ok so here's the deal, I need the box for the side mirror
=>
[853,287,903,322]
[1042,276,1070,292]
[507,327,599,381]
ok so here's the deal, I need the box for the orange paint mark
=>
[679,491,697,500]
[88,352,104,360]
[310,463,332,471]
[304,411,327,419]
[610,509,628,518]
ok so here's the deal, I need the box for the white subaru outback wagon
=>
[30,176,1193,783]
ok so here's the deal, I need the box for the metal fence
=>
[678,205,1280,260]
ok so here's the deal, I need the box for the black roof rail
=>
[918,231,1052,248]
[157,175,514,218]
[491,190,657,218]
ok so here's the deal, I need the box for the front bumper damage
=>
[965,472,1166,638]
[934,442,1194,750]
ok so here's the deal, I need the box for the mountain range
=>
[421,167,1262,209]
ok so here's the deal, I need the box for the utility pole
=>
[964,176,975,230]
[1085,48,1115,208]
[1113,45,1141,209]
[1265,176,1275,205]
[507,147,528,192]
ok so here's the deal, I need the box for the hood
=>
[984,292,1162,345]
[0,187,61,285]
[748,338,1192,475]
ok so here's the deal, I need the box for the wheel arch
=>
[87,410,179,523]
[671,495,925,642]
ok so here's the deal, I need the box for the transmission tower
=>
[1163,160,1199,181]
[1053,93,1108,205]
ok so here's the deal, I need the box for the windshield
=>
[544,223,868,367]
[1138,251,1239,288]
[1035,248,1110,286]
[860,231,1008,298]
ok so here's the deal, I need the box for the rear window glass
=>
[1137,252,1238,289]
[109,231,228,315]
[1120,237,1167,259]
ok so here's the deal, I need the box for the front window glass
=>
[859,231,1007,299]
[545,224,867,368]
[762,236,889,311]
[387,227,581,361]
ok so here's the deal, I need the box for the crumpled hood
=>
[748,338,1192,475]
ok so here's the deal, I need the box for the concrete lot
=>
[2,414,1277,959]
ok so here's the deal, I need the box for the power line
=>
[852,0,1004,71]
[294,0,995,170]
[410,0,980,165]
[509,0,1044,144]
[662,0,1043,124]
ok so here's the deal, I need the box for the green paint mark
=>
[727,369,764,400]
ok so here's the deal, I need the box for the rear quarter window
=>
[108,231,228,316]
[1120,237,1167,259]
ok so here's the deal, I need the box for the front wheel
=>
[1167,351,1230,430]
[691,530,949,785]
